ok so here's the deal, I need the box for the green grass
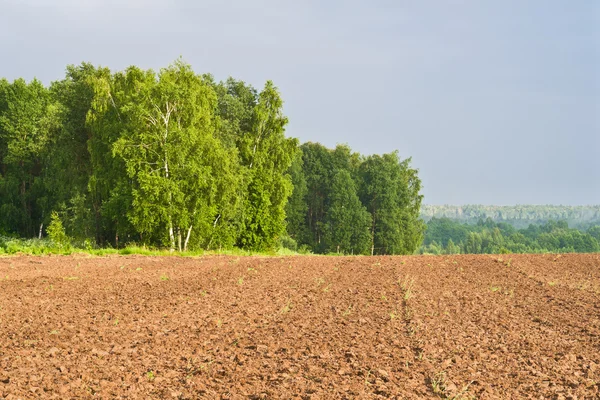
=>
[0,235,308,258]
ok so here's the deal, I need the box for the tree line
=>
[421,204,600,230]
[421,217,600,254]
[0,60,424,254]
[285,143,424,255]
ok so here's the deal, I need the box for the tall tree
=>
[50,63,111,242]
[323,170,372,254]
[236,81,298,250]
[0,78,58,237]
[107,60,238,251]
[298,143,358,251]
[358,152,424,255]
[285,149,308,242]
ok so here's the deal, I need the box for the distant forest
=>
[420,205,600,254]
[0,60,423,255]
[421,218,600,254]
[421,205,600,230]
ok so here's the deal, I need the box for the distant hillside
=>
[420,205,600,230]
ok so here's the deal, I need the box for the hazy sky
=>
[1,0,598,205]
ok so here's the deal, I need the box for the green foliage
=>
[0,78,58,237]
[421,217,600,254]
[46,211,70,250]
[105,61,238,252]
[323,170,372,254]
[278,234,298,252]
[284,144,424,255]
[358,152,424,255]
[0,59,426,254]
[285,149,308,242]
[235,81,298,251]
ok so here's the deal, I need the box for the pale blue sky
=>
[1,0,598,205]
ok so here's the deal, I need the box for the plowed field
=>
[0,254,599,399]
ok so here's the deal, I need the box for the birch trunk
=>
[177,228,182,252]
[184,225,193,252]
[168,222,175,252]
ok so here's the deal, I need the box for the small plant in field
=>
[399,275,415,300]
[63,276,79,281]
[430,371,447,394]
[404,306,414,321]
[389,308,399,320]
[450,382,476,400]
[237,276,244,285]
[342,304,354,317]
[49,330,59,335]
[280,300,293,314]
[160,274,170,281]
[315,277,325,286]
[429,371,475,399]
[548,281,557,287]
[135,267,142,271]
[363,369,373,387]
[200,290,207,297]
[146,370,155,381]
[490,286,500,292]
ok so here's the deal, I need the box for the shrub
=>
[47,212,71,250]
[278,235,298,252]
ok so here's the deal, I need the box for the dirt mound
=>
[0,253,598,398]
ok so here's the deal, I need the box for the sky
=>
[1,0,598,205]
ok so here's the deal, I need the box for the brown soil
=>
[0,253,598,399]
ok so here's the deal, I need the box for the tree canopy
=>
[0,59,426,255]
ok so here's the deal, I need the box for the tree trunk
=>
[38,223,43,239]
[371,208,377,256]
[371,221,375,256]
[168,222,175,252]
[164,149,175,251]
[177,228,182,252]
[184,225,193,252]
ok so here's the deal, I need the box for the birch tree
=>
[235,81,298,250]
[110,60,235,251]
